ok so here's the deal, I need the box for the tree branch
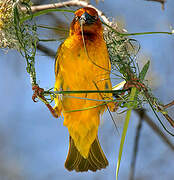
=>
[163,100,174,109]
[129,110,144,180]
[21,0,111,25]
[37,43,56,58]
[134,109,174,151]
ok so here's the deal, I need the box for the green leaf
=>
[116,87,137,180]
[139,60,150,81]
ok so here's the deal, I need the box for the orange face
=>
[70,7,102,35]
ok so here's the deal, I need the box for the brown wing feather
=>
[54,43,63,77]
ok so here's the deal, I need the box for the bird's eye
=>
[94,15,98,20]
[75,15,80,21]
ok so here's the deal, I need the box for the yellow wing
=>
[54,43,64,117]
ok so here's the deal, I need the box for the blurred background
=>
[0,0,174,179]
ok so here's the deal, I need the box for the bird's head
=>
[70,7,103,36]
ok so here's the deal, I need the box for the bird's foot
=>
[32,85,58,118]
[112,78,147,111]
[32,85,44,102]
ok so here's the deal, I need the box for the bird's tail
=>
[65,136,108,172]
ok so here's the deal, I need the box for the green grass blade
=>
[20,9,74,23]
[116,87,137,180]
[102,21,173,37]
[46,89,126,95]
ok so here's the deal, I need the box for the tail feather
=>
[65,136,108,172]
[64,137,81,171]
[76,157,90,172]
[90,138,108,167]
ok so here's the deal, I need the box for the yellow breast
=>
[54,33,113,158]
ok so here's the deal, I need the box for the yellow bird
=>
[54,7,114,172]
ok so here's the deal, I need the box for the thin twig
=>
[129,109,144,180]
[37,43,56,58]
[163,100,174,109]
[134,109,174,151]
[143,90,174,128]
[145,0,166,10]
[21,0,111,24]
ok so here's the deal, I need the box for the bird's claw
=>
[32,85,44,102]
[32,85,58,118]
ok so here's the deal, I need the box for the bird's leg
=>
[32,85,58,118]
[45,103,58,118]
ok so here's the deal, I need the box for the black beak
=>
[79,12,96,25]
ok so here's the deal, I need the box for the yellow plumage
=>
[54,7,113,171]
